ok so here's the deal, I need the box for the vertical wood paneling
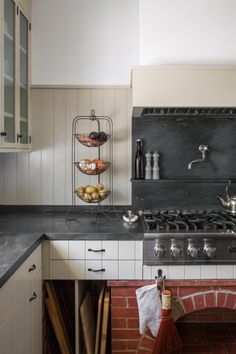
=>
[102,89,115,203]
[76,89,91,204]
[65,89,78,205]
[1,87,132,205]
[53,89,66,204]
[29,89,42,204]
[114,89,129,204]
[4,153,17,204]
[16,152,29,204]
[41,89,54,204]
[0,154,5,204]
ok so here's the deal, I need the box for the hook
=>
[155,268,166,292]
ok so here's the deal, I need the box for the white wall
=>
[139,0,236,65]
[32,0,139,85]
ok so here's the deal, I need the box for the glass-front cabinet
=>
[1,0,31,150]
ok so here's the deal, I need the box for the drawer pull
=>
[29,292,37,302]
[88,248,105,253]
[29,264,36,272]
[88,268,105,273]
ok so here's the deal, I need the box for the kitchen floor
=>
[174,322,236,354]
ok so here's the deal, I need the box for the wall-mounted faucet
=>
[188,145,209,170]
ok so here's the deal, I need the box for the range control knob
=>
[187,240,200,259]
[170,240,182,258]
[203,239,216,259]
[154,242,166,259]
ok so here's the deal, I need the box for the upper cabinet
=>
[0,0,31,151]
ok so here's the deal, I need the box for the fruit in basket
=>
[83,193,92,201]
[91,192,100,200]
[85,185,97,194]
[97,132,107,142]
[98,188,109,198]
[89,132,99,140]
[96,183,104,191]
[75,183,109,202]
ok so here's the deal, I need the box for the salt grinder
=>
[153,151,160,179]
[145,151,152,179]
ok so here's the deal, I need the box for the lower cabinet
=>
[48,240,143,280]
[0,246,42,354]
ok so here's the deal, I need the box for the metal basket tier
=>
[75,133,110,147]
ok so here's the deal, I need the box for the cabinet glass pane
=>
[4,0,15,143]
[20,12,28,144]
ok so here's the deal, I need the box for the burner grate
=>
[141,210,236,233]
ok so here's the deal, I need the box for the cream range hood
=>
[131,66,236,108]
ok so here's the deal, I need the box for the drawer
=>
[50,260,69,279]
[50,241,68,260]
[119,241,135,260]
[85,241,103,260]
[69,241,86,259]
[69,260,86,279]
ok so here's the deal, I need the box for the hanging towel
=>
[136,284,162,337]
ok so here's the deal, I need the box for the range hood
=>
[131,66,236,109]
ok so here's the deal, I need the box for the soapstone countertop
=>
[0,209,143,287]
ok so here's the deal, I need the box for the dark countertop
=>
[0,209,143,288]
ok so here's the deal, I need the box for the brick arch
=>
[135,290,236,354]
[173,290,236,321]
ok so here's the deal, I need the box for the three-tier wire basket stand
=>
[66,109,114,219]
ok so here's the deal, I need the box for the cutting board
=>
[80,291,96,354]
[100,287,110,354]
[45,281,73,354]
[95,285,106,354]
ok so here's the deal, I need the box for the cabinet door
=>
[2,0,17,147]
[19,6,30,146]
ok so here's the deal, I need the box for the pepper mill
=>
[153,151,160,179]
[145,151,152,179]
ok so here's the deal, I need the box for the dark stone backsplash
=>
[132,111,236,210]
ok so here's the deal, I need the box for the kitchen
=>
[1,0,236,353]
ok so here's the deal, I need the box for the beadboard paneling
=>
[0,87,132,205]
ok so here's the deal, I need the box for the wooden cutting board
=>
[80,291,96,354]
[95,285,106,354]
[45,281,73,354]
[100,287,110,354]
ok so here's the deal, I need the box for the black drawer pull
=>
[88,268,105,273]
[88,248,105,253]
[0,132,7,136]
[29,264,36,272]
[29,292,37,302]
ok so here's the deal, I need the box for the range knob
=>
[187,240,200,259]
[170,240,182,258]
[154,241,166,259]
[203,239,216,259]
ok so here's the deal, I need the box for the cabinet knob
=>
[29,292,37,302]
[0,132,7,136]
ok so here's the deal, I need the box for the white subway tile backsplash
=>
[168,266,185,279]
[200,265,217,279]
[185,266,201,279]
[216,265,234,279]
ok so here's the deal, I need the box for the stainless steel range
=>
[142,210,236,265]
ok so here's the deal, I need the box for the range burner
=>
[142,210,236,265]
[142,210,236,233]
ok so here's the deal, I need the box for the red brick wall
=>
[108,280,236,354]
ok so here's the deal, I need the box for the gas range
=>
[142,210,236,265]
